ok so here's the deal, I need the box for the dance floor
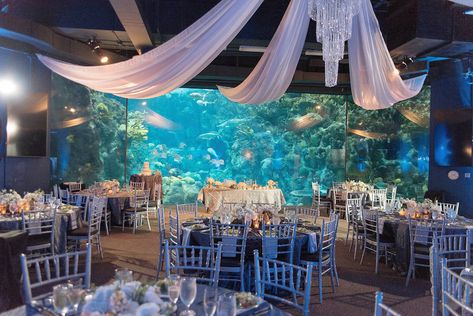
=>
[91,207,432,316]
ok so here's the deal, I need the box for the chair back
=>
[58,189,69,204]
[22,208,56,255]
[53,184,59,198]
[210,221,249,265]
[362,209,380,238]
[346,197,362,220]
[436,202,459,216]
[176,201,198,217]
[129,181,145,190]
[261,222,296,264]
[157,206,166,244]
[312,182,321,208]
[431,232,471,316]
[374,291,401,316]
[164,240,222,287]
[370,189,387,208]
[441,258,473,315]
[129,189,150,209]
[68,182,82,193]
[20,243,92,304]
[88,197,106,237]
[154,184,162,204]
[42,193,53,204]
[318,215,338,264]
[296,207,319,224]
[169,208,180,246]
[254,250,313,316]
[408,217,444,249]
[333,188,345,205]
[386,185,397,206]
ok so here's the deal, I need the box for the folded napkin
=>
[306,232,318,253]
[263,237,278,259]
[181,227,192,246]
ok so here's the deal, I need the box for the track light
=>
[87,38,109,64]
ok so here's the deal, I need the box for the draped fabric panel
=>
[218,0,310,104]
[449,0,473,7]
[348,0,427,110]
[37,0,263,99]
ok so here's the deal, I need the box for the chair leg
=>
[345,223,350,245]
[122,215,126,232]
[375,247,379,274]
[353,234,358,260]
[104,213,109,235]
[318,269,323,304]
[146,212,151,231]
[360,241,366,265]
[132,215,137,234]
[330,268,335,293]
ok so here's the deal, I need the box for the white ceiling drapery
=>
[449,0,473,7]
[218,0,310,104]
[348,0,427,110]
[37,0,263,99]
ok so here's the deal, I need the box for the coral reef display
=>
[49,75,430,204]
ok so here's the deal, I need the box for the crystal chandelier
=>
[308,0,361,87]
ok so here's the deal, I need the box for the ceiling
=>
[1,0,473,93]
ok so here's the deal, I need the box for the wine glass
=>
[179,277,197,316]
[67,279,83,313]
[203,287,217,316]
[114,268,133,286]
[168,275,181,304]
[217,292,236,316]
[52,284,72,316]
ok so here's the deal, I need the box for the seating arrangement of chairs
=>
[360,209,395,274]
[254,250,313,316]
[20,243,92,305]
[405,217,445,286]
[122,189,151,234]
[374,291,401,316]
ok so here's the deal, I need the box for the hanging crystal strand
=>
[308,0,362,87]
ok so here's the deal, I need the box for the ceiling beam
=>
[109,0,153,54]
[0,13,125,65]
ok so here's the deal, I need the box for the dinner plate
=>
[236,296,264,315]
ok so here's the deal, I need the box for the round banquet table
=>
[378,214,473,271]
[0,206,82,254]
[198,187,286,213]
[6,284,290,316]
[77,190,133,225]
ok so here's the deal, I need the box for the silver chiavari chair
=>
[20,243,92,305]
[122,189,151,234]
[374,291,401,316]
[369,189,387,209]
[169,208,180,246]
[431,232,470,316]
[296,207,319,224]
[68,182,82,193]
[164,240,223,288]
[156,206,166,276]
[345,197,362,245]
[129,181,145,190]
[441,258,473,315]
[436,202,460,217]
[22,208,57,258]
[176,201,198,218]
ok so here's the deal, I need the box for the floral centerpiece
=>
[400,198,417,217]
[206,177,215,188]
[24,189,44,210]
[345,180,372,192]
[81,281,176,316]
[91,180,120,195]
[267,180,277,189]
[0,189,23,215]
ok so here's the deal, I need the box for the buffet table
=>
[198,188,286,213]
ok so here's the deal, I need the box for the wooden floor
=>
[91,206,432,316]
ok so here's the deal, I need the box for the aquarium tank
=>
[49,74,430,204]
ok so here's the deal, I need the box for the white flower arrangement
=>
[24,189,44,202]
[0,189,22,206]
[345,180,371,192]
[81,281,176,316]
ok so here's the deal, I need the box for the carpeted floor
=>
[91,209,432,315]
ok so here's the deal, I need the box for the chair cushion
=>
[124,207,148,213]
[68,225,98,237]
[27,233,51,247]
[413,243,430,255]
[220,257,242,268]
[300,251,330,263]
[148,201,160,207]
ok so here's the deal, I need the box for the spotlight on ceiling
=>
[87,38,109,64]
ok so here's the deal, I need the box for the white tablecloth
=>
[198,188,286,213]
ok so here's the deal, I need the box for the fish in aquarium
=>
[189,92,203,99]
[173,154,182,163]
[207,147,219,159]
[203,154,211,160]
[198,132,220,140]
[196,100,211,106]
[179,142,187,149]
[210,159,225,168]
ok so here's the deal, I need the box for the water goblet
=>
[203,287,217,316]
[67,279,83,313]
[179,277,197,316]
[217,292,236,316]
[114,268,133,286]
[168,275,181,304]
[431,210,438,221]
[52,284,72,316]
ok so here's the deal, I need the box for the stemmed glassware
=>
[52,284,72,316]
[114,268,133,287]
[203,287,217,316]
[168,275,181,304]
[179,277,197,316]
[217,293,236,316]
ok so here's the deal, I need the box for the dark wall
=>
[429,59,473,216]
[0,47,51,192]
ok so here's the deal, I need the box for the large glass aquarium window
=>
[49,75,431,204]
